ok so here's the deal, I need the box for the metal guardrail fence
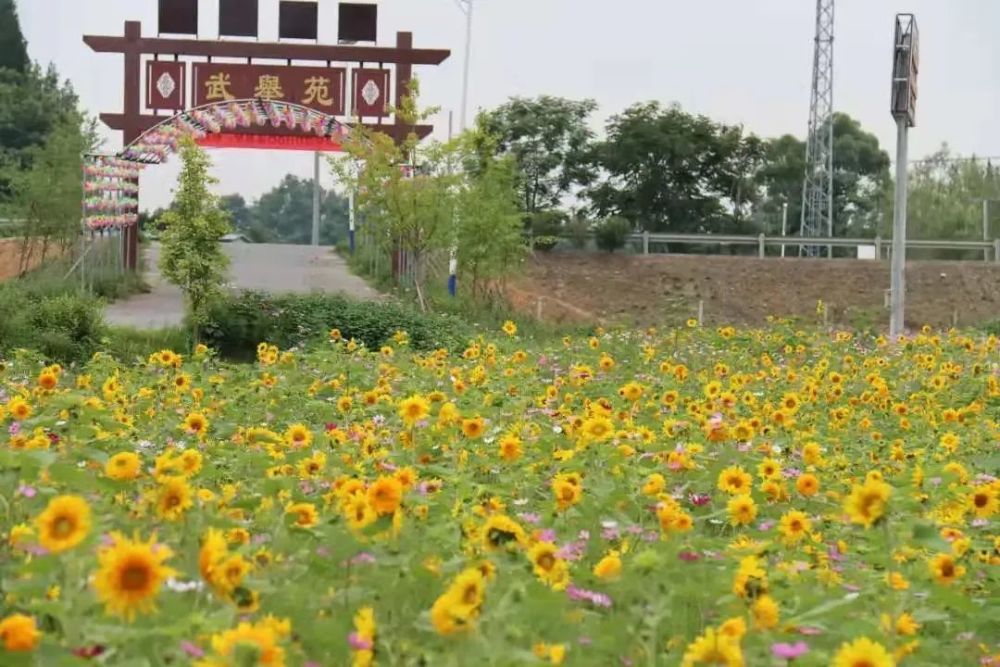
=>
[623,232,1000,262]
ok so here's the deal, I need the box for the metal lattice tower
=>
[800,0,835,257]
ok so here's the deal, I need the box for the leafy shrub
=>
[102,326,192,362]
[526,210,568,238]
[0,286,105,363]
[199,291,472,358]
[594,216,633,252]
[565,217,592,249]
[531,235,560,253]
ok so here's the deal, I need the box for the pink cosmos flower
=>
[771,642,809,660]
[348,633,373,651]
[180,641,205,658]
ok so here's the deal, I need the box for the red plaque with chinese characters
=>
[352,69,391,117]
[146,61,186,111]
[192,63,346,115]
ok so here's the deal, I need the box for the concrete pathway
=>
[105,243,380,329]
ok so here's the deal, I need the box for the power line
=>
[890,154,1000,165]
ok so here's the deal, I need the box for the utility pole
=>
[459,0,473,132]
[449,0,474,297]
[983,199,990,262]
[889,15,918,338]
[889,117,909,338]
[312,151,321,246]
[781,202,788,258]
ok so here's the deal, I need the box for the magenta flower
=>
[349,551,376,565]
[348,632,373,651]
[537,528,557,542]
[517,512,541,524]
[678,551,701,562]
[180,641,205,658]
[688,493,711,507]
[566,585,612,608]
[771,642,809,660]
[16,484,36,498]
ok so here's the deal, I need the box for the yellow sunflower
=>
[36,495,91,553]
[481,514,526,552]
[461,416,486,439]
[92,532,176,620]
[105,452,142,481]
[155,476,194,521]
[717,466,752,495]
[844,477,892,528]
[367,476,403,516]
[398,395,430,425]
[182,411,209,436]
[284,423,313,448]
[778,510,812,544]
[286,502,319,528]
[498,434,523,462]
[831,637,894,667]
[680,627,743,667]
[928,553,966,585]
[0,613,41,652]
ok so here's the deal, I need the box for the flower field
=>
[1,323,998,666]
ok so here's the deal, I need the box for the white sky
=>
[19,0,1000,211]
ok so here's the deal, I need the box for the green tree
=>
[755,134,805,235]
[219,194,252,231]
[477,96,597,215]
[0,0,28,73]
[455,131,524,301]
[247,175,349,245]
[0,64,85,201]
[159,137,231,333]
[334,82,455,311]
[897,146,1000,258]
[586,102,763,233]
[756,113,891,237]
[9,115,89,272]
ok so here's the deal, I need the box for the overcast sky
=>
[18,0,1000,211]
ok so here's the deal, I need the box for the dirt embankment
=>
[512,253,1000,330]
[0,238,68,281]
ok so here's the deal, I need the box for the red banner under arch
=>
[195,133,343,152]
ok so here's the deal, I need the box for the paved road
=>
[105,243,380,329]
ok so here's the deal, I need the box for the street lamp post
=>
[458,0,473,132]
[781,202,788,258]
[449,0,474,296]
[889,14,918,339]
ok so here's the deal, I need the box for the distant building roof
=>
[221,233,251,243]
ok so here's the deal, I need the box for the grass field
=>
[0,323,998,666]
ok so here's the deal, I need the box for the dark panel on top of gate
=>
[158,0,199,35]
[279,1,319,40]
[339,3,377,43]
[219,0,259,38]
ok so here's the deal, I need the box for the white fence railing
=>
[623,232,1000,262]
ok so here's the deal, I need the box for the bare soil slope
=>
[513,253,1000,330]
